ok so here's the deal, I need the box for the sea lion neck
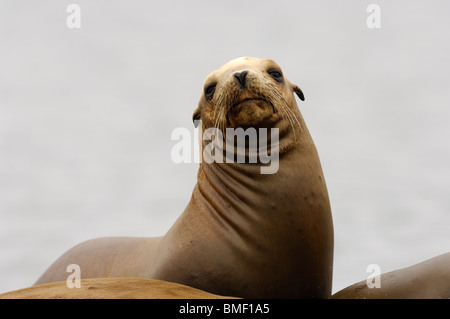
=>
[193,121,321,222]
[174,122,334,298]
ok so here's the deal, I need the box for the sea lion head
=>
[192,57,305,134]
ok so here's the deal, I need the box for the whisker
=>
[265,82,302,140]
[279,103,297,141]
[283,101,303,133]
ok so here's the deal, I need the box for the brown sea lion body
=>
[331,252,450,299]
[34,57,334,298]
[1,278,236,299]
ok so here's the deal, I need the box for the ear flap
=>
[192,107,201,128]
[293,85,305,101]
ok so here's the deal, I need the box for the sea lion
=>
[331,252,450,299]
[34,57,334,298]
[0,278,237,299]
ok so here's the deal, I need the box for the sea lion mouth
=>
[231,98,269,110]
[226,95,276,128]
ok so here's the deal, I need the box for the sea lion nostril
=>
[234,70,249,88]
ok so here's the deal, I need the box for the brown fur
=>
[331,252,450,299]
[1,278,237,299]
[34,57,334,298]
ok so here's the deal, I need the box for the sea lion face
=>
[193,57,304,131]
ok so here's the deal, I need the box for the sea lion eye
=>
[268,69,283,83]
[205,83,217,100]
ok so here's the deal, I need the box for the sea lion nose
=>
[234,70,249,88]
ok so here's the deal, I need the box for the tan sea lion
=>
[34,57,334,298]
[331,252,450,299]
[0,278,237,299]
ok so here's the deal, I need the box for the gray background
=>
[1,0,449,295]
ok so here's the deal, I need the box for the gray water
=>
[1,0,449,295]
